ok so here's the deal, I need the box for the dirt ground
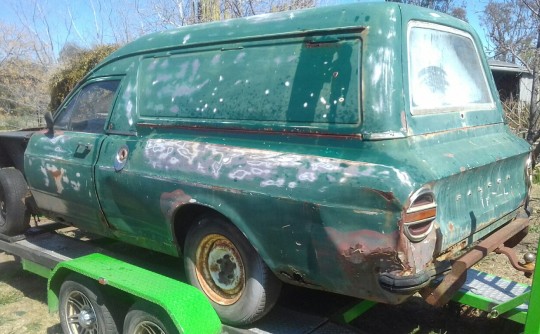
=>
[0,188,539,334]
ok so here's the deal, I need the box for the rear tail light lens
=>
[403,189,437,242]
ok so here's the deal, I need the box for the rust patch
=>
[279,268,316,286]
[435,239,467,262]
[47,168,65,194]
[363,188,395,202]
[160,189,192,219]
[401,111,407,131]
[324,227,401,265]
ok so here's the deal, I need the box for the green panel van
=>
[0,2,531,326]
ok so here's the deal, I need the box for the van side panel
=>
[94,3,407,138]
[94,128,416,303]
[138,34,361,131]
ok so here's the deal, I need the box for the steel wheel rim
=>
[63,290,99,334]
[195,233,245,305]
[132,320,166,334]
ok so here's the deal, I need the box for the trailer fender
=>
[47,253,221,334]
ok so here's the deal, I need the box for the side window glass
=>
[55,80,120,133]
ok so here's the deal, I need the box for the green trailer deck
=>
[2,223,540,333]
[0,225,366,334]
[452,269,529,324]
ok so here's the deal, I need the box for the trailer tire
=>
[184,214,281,326]
[123,301,178,334]
[0,168,30,236]
[59,274,119,334]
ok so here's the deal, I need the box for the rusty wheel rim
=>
[195,233,245,305]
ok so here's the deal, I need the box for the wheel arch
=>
[171,203,275,270]
[48,268,130,315]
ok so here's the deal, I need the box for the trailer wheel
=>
[123,301,178,334]
[59,274,119,334]
[0,168,30,236]
[184,214,281,325]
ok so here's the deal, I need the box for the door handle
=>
[76,142,93,154]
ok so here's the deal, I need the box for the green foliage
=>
[533,166,540,184]
[49,44,119,112]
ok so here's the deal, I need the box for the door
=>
[24,79,121,233]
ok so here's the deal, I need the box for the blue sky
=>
[466,0,492,51]
[0,0,494,56]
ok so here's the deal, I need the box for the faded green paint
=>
[20,1,530,310]
[48,253,221,334]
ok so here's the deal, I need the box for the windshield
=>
[408,22,494,115]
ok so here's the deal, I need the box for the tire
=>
[59,274,119,334]
[123,301,178,334]
[184,214,281,326]
[0,168,30,236]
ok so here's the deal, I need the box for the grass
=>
[25,322,43,332]
[0,288,23,305]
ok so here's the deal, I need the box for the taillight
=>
[403,188,437,242]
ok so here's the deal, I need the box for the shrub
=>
[49,44,119,112]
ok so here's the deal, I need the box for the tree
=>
[0,22,50,129]
[134,0,315,30]
[482,0,540,160]
[49,44,119,112]
[386,0,468,21]
[482,0,536,66]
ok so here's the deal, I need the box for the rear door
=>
[24,79,121,233]
[403,21,530,250]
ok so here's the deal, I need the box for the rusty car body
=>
[0,2,531,325]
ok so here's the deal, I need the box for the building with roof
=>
[489,59,533,105]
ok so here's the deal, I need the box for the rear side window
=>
[408,22,494,115]
[138,36,360,125]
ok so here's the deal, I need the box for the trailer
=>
[2,221,540,334]
[0,223,376,334]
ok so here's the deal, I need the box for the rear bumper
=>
[379,270,431,294]
[419,215,530,307]
[377,214,529,300]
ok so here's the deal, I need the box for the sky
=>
[0,0,495,58]
[466,0,493,52]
